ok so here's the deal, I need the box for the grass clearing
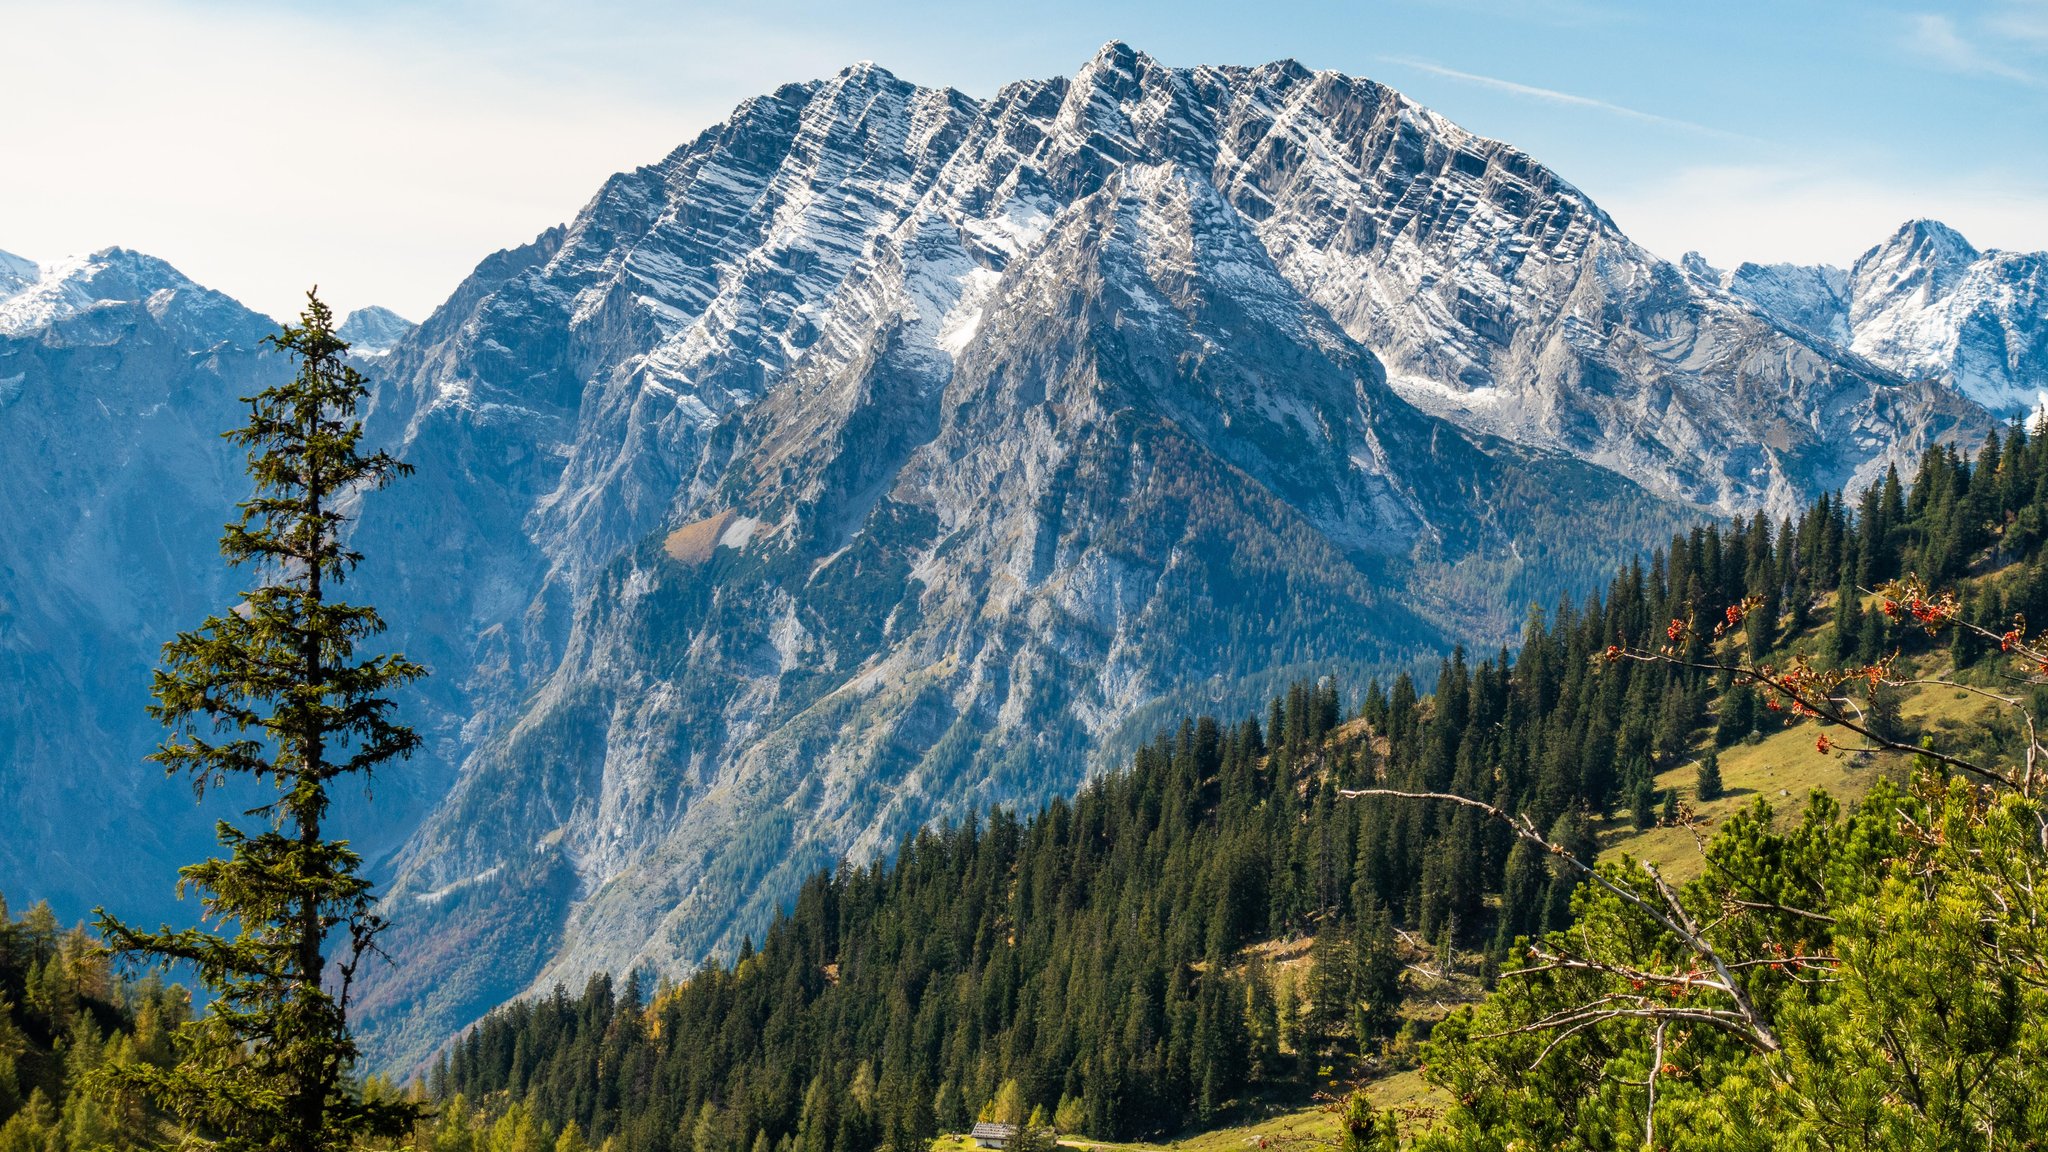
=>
[1019,1101,1341,1152]
[1599,718,1885,883]
[1599,645,2005,883]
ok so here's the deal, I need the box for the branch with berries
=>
[1604,582,2033,795]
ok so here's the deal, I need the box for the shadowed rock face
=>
[0,250,449,926]
[0,250,267,920]
[334,44,1986,1067]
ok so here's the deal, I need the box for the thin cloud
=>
[1986,0,2048,48]
[1380,56,1751,139]
[1905,13,2040,84]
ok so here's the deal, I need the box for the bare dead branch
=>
[1722,898,1838,924]
[1647,1019,1666,1150]
[1337,787,1783,1052]
[1611,649,2020,791]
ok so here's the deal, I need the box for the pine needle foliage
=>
[92,290,424,1152]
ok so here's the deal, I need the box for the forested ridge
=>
[431,424,2048,1152]
[1412,430,2048,1149]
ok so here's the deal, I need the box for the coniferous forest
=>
[10,344,2048,1151]
[422,426,2048,1152]
[0,894,191,1152]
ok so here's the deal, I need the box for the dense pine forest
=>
[429,424,2048,1152]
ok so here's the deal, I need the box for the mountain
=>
[0,46,1998,1073]
[338,305,417,357]
[343,44,1985,1066]
[0,248,272,919]
[0,250,36,298]
[1684,253,1852,347]
[0,250,448,927]
[0,248,263,344]
[1690,220,2048,414]
[428,412,2048,1152]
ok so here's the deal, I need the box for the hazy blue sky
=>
[3,0,2044,319]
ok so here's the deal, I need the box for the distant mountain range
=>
[0,248,421,919]
[1684,218,2047,415]
[337,304,419,357]
[0,42,2030,1070]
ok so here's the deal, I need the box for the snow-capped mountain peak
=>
[0,247,270,347]
[1851,218,1983,321]
[337,305,416,356]
[1693,220,2045,415]
[0,249,37,299]
[1691,256,1853,346]
[328,44,1995,1069]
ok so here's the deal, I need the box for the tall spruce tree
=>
[93,291,423,1152]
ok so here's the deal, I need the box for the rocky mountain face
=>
[335,45,1988,1066]
[0,250,36,298]
[0,249,445,924]
[0,45,2007,1072]
[1690,220,2048,415]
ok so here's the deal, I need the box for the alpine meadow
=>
[2,14,2046,1152]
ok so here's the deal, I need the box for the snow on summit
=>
[1697,220,2048,414]
[0,249,37,300]
[337,305,416,356]
[0,247,271,344]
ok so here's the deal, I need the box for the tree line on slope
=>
[433,422,2048,1152]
